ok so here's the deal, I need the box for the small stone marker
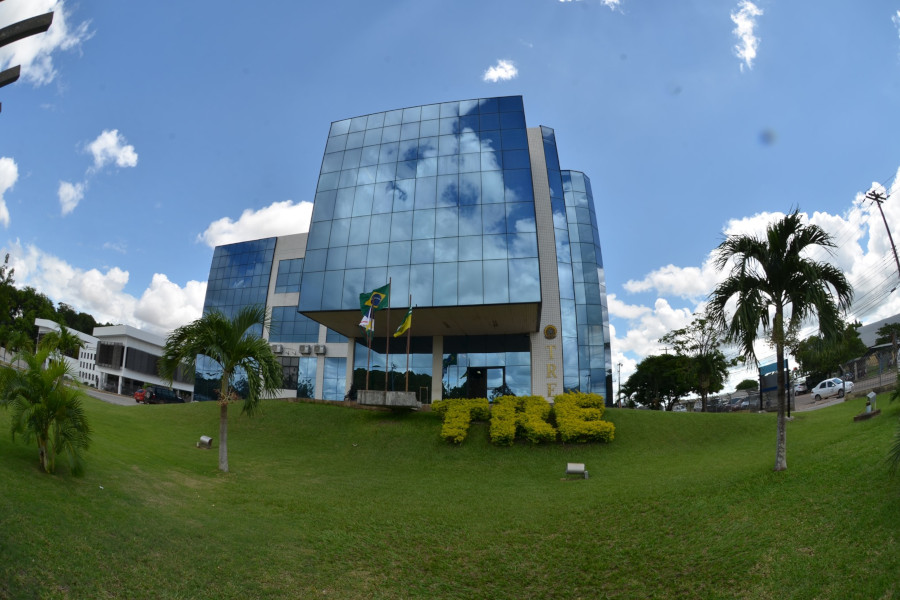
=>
[566,462,588,479]
[196,435,212,449]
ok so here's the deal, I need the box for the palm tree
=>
[708,210,852,471]
[158,306,282,473]
[0,348,92,474]
[39,324,85,359]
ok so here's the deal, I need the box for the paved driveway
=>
[85,388,139,406]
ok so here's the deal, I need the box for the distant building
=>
[199,96,612,404]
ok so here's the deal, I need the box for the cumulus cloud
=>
[58,180,84,215]
[483,59,518,83]
[731,1,763,71]
[197,200,314,248]
[0,0,92,86]
[3,240,204,335]
[87,129,138,171]
[0,157,18,228]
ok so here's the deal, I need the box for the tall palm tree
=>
[39,324,85,359]
[0,348,92,474]
[708,210,852,471]
[158,306,282,473]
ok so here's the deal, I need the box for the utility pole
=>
[865,189,900,282]
[617,361,623,407]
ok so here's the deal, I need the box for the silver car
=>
[811,377,853,401]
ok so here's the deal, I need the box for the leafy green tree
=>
[735,379,758,392]
[875,322,900,346]
[660,315,729,412]
[0,348,92,474]
[708,210,852,471]
[158,306,282,473]
[622,354,692,411]
[793,319,866,384]
[39,324,85,359]
[5,329,34,354]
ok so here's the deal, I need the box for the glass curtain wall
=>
[300,96,540,313]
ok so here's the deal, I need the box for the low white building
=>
[35,318,100,388]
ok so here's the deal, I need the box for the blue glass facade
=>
[300,97,540,313]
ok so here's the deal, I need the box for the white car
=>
[810,378,853,401]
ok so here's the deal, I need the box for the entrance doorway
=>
[465,366,506,399]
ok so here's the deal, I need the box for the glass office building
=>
[199,96,611,403]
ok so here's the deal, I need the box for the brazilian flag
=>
[359,284,390,314]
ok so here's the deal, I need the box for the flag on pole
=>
[359,284,390,314]
[359,306,374,339]
[393,307,412,338]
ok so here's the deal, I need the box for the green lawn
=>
[1,395,898,599]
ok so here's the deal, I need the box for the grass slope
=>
[0,396,898,599]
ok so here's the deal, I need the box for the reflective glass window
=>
[321,152,344,173]
[483,260,509,304]
[500,111,526,129]
[440,101,459,117]
[317,171,339,192]
[459,153,481,173]
[322,268,345,301]
[481,151,502,171]
[460,114,479,132]
[346,245,368,269]
[415,176,437,209]
[482,204,506,234]
[459,236,482,261]
[410,264,434,305]
[363,128,382,147]
[458,205,482,236]
[458,261,483,305]
[386,265,409,305]
[381,124,401,143]
[372,182,394,214]
[367,243,388,267]
[325,246,347,271]
[502,149,530,170]
[459,173,480,205]
[330,120,351,137]
[433,262,458,306]
[376,162,397,183]
[482,171,504,203]
[400,122,420,140]
[394,179,415,211]
[421,104,440,120]
[334,188,354,219]
[508,232,538,258]
[349,216,371,245]
[379,141,399,163]
[506,202,536,233]
[439,118,458,135]
[438,155,459,175]
[369,213,391,243]
[399,139,418,161]
[338,169,358,189]
[352,184,375,216]
[384,109,403,126]
[504,169,534,203]
[480,130,502,152]
[413,209,436,239]
[346,131,365,150]
[483,234,507,260]
[499,96,524,112]
[501,129,528,150]
[329,218,351,247]
[508,258,540,301]
[299,271,324,310]
[402,106,421,123]
[436,175,458,207]
[366,112,385,129]
[420,119,439,137]
[325,135,347,153]
[349,116,367,132]
[356,165,376,185]
[389,241,411,266]
[365,268,388,294]
[418,137,438,159]
[305,248,327,271]
[306,222,330,249]
[435,206,458,237]
[480,113,500,130]
[397,160,417,179]
[416,157,437,177]
[411,239,435,263]
[390,211,413,241]
[479,97,499,113]
[342,269,365,308]
[312,190,336,222]
[459,131,480,153]
[434,237,458,261]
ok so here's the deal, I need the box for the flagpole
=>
[365,308,372,391]
[384,278,391,393]
[404,295,412,392]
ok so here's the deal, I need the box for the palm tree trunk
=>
[774,309,788,472]
[218,401,229,472]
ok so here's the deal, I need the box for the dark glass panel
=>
[504,169,534,203]
[342,269,365,309]
[305,248,327,272]
[479,97,499,114]
[322,269,345,304]
[299,271,324,310]
[312,190,336,222]
[498,96,524,112]
[502,149,530,170]
[480,112,500,130]
[364,267,388,292]
[306,222,330,249]
[500,111,526,129]
[506,202,536,233]
[501,128,528,150]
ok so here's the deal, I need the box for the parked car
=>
[144,385,183,404]
[133,389,147,403]
[794,381,808,395]
[810,378,853,401]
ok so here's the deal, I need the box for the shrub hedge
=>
[434,398,490,444]
[553,391,615,443]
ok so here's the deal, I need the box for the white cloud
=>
[559,0,621,8]
[0,0,92,86]
[197,200,314,248]
[483,59,518,83]
[0,157,18,228]
[58,180,84,215]
[623,262,720,299]
[731,1,763,71]
[87,129,138,171]
[3,240,204,335]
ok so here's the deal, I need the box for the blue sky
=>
[3,0,900,388]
